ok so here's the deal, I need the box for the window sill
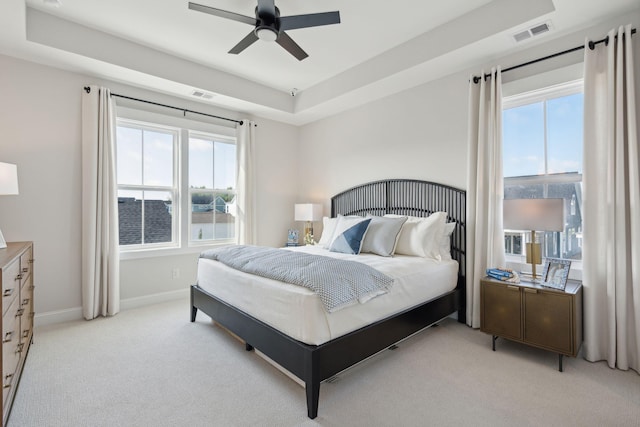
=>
[119,242,234,261]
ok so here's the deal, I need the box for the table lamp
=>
[294,203,322,245]
[503,198,564,281]
[0,162,19,249]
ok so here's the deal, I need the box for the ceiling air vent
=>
[191,89,215,100]
[512,20,552,43]
[513,30,531,43]
[530,23,550,36]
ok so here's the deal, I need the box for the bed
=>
[191,179,466,419]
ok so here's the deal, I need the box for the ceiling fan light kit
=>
[188,0,340,60]
[256,27,278,42]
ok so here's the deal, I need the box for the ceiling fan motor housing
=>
[255,6,280,41]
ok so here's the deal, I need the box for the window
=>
[188,132,236,244]
[503,80,583,262]
[116,117,237,253]
[116,121,179,249]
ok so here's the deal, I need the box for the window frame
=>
[187,130,238,247]
[502,80,584,279]
[115,107,239,260]
[116,119,181,252]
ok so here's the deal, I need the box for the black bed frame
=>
[191,179,466,419]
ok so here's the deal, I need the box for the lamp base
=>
[526,236,542,282]
[303,222,315,245]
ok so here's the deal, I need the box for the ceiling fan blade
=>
[229,31,259,54]
[188,2,256,26]
[256,0,276,17]
[279,11,340,31]
[276,32,308,61]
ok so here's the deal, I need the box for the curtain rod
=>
[473,27,636,84]
[83,86,244,125]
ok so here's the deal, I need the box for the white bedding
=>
[196,245,458,345]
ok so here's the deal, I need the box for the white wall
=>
[0,54,299,321]
[297,11,640,237]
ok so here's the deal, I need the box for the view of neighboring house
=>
[118,196,235,245]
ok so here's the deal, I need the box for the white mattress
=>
[196,245,458,345]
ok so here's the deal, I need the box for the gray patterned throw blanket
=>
[200,245,393,312]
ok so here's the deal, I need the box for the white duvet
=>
[196,245,458,345]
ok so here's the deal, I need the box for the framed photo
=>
[287,229,299,245]
[541,258,571,290]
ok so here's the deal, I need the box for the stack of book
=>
[486,267,519,283]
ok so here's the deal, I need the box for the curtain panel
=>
[81,86,120,320]
[583,25,639,373]
[466,68,506,328]
[236,120,257,245]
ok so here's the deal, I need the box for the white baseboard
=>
[119,288,189,311]
[35,288,189,327]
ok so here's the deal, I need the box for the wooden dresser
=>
[0,242,34,425]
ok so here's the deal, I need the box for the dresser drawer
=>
[19,246,33,283]
[20,276,34,344]
[1,260,20,317]
[2,296,21,409]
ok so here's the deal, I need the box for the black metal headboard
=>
[331,179,466,279]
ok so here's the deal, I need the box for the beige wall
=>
[297,11,640,239]
[0,54,299,321]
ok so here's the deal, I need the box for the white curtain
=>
[466,68,506,328]
[583,25,639,373]
[235,120,257,245]
[81,86,120,320]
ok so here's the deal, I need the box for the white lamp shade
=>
[0,163,19,195]
[503,198,564,232]
[294,203,323,222]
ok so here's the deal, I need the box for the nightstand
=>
[480,276,582,371]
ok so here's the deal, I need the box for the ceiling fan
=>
[188,0,340,61]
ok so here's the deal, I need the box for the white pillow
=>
[439,222,456,261]
[318,216,338,248]
[385,212,447,259]
[329,216,372,255]
[361,215,408,257]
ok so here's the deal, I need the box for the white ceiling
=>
[0,0,638,125]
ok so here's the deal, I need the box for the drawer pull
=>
[3,288,14,297]
[16,343,24,353]
[524,288,538,294]
[2,331,13,343]
[22,329,30,338]
[3,373,13,388]
[16,308,24,317]
[507,285,519,291]
[14,274,22,281]
[22,298,30,306]
[22,267,28,273]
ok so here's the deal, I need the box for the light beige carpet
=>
[8,297,640,427]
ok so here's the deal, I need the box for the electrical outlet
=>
[172,268,180,279]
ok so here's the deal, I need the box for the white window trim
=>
[116,107,239,260]
[116,119,181,253]
[186,130,237,248]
